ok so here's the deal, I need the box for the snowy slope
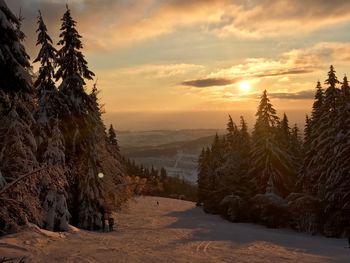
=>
[0,196,349,262]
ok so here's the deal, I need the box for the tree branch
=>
[0,167,47,196]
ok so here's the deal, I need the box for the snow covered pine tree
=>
[33,11,70,231]
[0,0,42,234]
[55,6,125,230]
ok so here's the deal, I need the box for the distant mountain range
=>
[118,129,225,183]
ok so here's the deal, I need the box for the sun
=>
[239,81,251,92]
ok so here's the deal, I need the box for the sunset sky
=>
[8,0,350,130]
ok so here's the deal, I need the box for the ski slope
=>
[0,196,349,262]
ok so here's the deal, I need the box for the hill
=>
[121,134,217,183]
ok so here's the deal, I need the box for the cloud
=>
[255,69,314,78]
[118,63,204,79]
[181,78,238,87]
[182,42,350,88]
[223,90,315,101]
[8,0,350,53]
[268,90,314,100]
[214,0,350,38]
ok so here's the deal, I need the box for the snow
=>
[0,196,348,262]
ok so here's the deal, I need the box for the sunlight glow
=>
[239,81,251,92]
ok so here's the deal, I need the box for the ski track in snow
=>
[0,196,349,262]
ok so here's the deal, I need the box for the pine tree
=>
[33,11,56,98]
[311,81,324,125]
[276,113,291,148]
[197,147,211,205]
[55,5,94,88]
[301,81,326,193]
[290,124,303,169]
[33,11,61,157]
[54,6,106,229]
[0,0,32,93]
[250,90,296,197]
[226,115,238,145]
[314,66,340,195]
[238,116,251,172]
[108,124,120,152]
[41,119,70,231]
[321,75,350,234]
[0,1,43,234]
[32,11,72,232]
[219,115,251,199]
[239,116,250,148]
[0,103,41,233]
[303,115,312,152]
[340,75,350,99]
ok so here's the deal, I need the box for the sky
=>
[7,0,350,130]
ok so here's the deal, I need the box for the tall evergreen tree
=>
[32,11,71,231]
[301,81,326,193]
[0,0,32,93]
[311,81,324,125]
[54,6,106,229]
[238,116,251,170]
[55,5,94,88]
[33,11,56,98]
[108,124,120,152]
[33,11,60,155]
[276,113,291,148]
[250,90,296,197]
[0,0,42,233]
[303,115,312,152]
[197,148,210,204]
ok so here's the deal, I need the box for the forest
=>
[197,66,350,237]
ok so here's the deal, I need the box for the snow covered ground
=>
[0,196,349,262]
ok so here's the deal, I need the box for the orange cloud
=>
[10,0,350,52]
[182,42,350,88]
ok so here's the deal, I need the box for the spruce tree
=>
[226,115,238,146]
[0,0,32,93]
[108,124,120,152]
[238,116,251,173]
[314,66,340,194]
[276,113,291,148]
[41,119,70,231]
[33,11,61,156]
[33,11,57,99]
[32,11,71,232]
[0,1,43,233]
[311,81,324,125]
[303,115,312,152]
[197,147,211,205]
[250,90,296,197]
[340,75,350,99]
[55,6,106,229]
[220,115,251,199]
[55,5,94,88]
[322,75,350,234]
[290,124,302,158]
[301,81,325,193]
[0,105,42,232]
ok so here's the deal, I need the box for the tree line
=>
[123,159,197,201]
[198,65,350,237]
[0,2,130,234]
